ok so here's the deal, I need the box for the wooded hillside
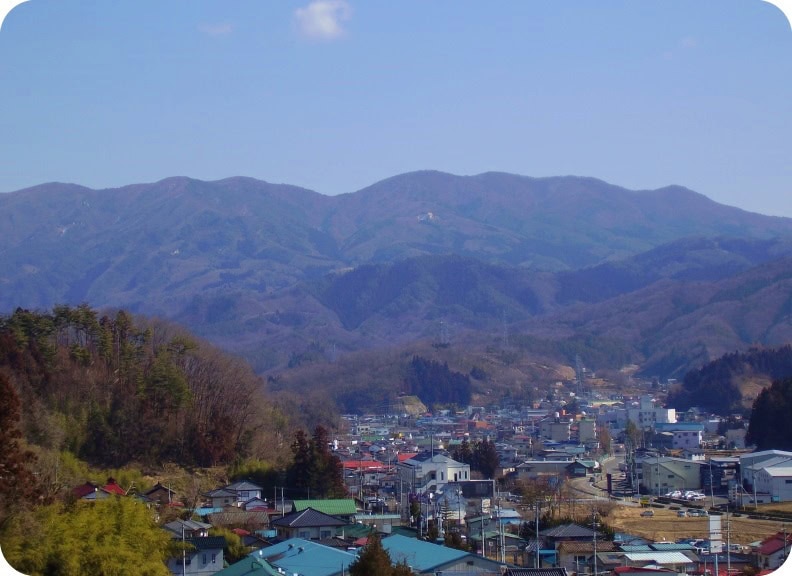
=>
[0,305,283,469]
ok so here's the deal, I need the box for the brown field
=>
[606,505,788,545]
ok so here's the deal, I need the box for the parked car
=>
[640,510,655,517]
[677,510,688,517]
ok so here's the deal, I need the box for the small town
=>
[2,2,791,576]
[33,379,792,576]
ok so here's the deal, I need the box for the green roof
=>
[292,499,357,516]
[214,558,280,576]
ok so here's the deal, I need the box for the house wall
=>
[167,549,223,575]
[642,459,702,494]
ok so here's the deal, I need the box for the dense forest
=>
[746,378,792,451]
[667,345,792,415]
[403,355,472,408]
[0,305,286,469]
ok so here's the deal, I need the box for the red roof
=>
[72,482,98,499]
[758,532,792,556]
[232,528,250,536]
[397,453,418,462]
[353,537,369,546]
[103,482,126,496]
[342,460,385,470]
[614,568,674,574]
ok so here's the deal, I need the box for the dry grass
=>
[605,505,788,545]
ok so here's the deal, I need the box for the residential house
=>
[755,532,792,571]
[248,538,356,576]
[556,540,617,573]
[166,536,226,576]
[271,507,348,541]
[205,481,263,509]
[291,499,358,522]
[164,519,211,539]
[382,533,506,574]
[145,482,179,506]
[207,510,269,532]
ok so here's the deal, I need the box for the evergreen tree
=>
[472,438,500,479]
[348,533,394,576]
[0,372,39,528]
[746,378,792,451]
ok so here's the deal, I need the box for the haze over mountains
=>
[2,171,791,382]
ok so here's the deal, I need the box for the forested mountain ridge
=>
[2,172,792,383]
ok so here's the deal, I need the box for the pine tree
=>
[348,533,394,576]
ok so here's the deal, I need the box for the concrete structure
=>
[740,450,792,488]
[627,396,676,429]
[540,419,572,442]
[577,419,597,443]
[397,452,471,493]
[641,457,703,495]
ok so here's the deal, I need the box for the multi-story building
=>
[396,452,471,493]
[641,457,703,495]
[627,396,676,429]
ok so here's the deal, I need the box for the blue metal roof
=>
[251,538,356,576]
[381,534,470,571]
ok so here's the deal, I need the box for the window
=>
[668,475,674,479]
[202,553,207,565]
[211,553,217,564]
[321,530,332,539]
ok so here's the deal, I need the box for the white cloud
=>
[295,0,351,41]
[199,22,234,37]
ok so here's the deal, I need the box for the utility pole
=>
[592,509,598,576]
[535,501,540,569]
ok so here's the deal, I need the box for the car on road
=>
[640,510,655,517]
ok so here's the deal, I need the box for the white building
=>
[753,466,792,503]
[672,429,703,450]
[740,450,792,488]
[397,453,471,493]
[626,395,676,429]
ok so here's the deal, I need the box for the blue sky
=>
[1,1,790,216]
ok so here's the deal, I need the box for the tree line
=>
[0,305,281,469]
[668,344,792,415]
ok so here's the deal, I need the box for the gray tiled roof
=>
[505,568,569,576]
[541,523,596,539]
[271,507,347,528]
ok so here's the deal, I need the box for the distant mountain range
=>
[2,171,791,381]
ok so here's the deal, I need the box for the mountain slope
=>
[2,171,792,380]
